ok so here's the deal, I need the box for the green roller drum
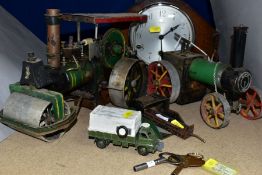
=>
[189,58,229,88]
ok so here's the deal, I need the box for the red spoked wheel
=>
[147,60,180,103]
[240,86,262,120]
[200,93,231,129]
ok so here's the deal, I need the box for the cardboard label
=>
[149,26,161,33]
[203,158,237,175]
[171,119,184,129]
[122,110,133,118]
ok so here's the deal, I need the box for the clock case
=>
[127,0,219,60]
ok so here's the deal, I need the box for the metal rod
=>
[77,22,81,42]
[95,24,98,39]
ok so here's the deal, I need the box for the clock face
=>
[130,3,195,64]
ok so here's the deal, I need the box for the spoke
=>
[128,90,132,99]
[160,64,165,72]
[155,87,159,93]
[239,98,247,104]
[215,103,222,111]
[214,114,220,127]
[206,115,213,126]
[159,88,165,97]
[255,102,262,108]
[251,105,259,117]
[161,84,172,88]
[217,113,225,119]
[251,92,257,102]
[211,96,216,109]
[134,74,141,81]
[207,114,213,119]
[133,87,137,93]
[159,70,168,81]
[150,70,157,77]
[245,104,252,113]
[155,66,159,78]
[205,103,212,110]
[246,92,252,101]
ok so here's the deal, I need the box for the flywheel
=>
[147,60,180,103]
[108,57,147,107]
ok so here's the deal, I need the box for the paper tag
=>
[171,119,184,129]
[156,113,169,121]
[146,160,156,168]
[122,110,133,118]
[203,158,237,175]
[149,26,161,33]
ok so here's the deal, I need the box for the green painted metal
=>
[0,108,77,141]
[88,125,159,154]
[66,61,93,90]
[101,28,125,68]
[9,83,64,121]
[189,58,227,85]
[142,117,162,139]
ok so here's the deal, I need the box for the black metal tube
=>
[230,26,248,68]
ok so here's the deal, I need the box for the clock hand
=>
[174,33,211,59]
[159,24,180,58]
[159,24,180,40]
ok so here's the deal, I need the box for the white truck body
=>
[88,105,142,137]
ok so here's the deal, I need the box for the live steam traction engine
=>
[146,50,262,129]
[0,9,148,141]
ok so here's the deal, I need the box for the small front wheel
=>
[137,146,149,156]
[96,139,107,149]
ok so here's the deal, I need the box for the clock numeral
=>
[148,13,153,20]
[138,23,146,29]
[159,10,166,17]
[136,33,142,39]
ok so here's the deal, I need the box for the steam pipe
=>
[46,9,61,68]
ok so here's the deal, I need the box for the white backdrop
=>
[210,0,262,90]
[0,6,46,141]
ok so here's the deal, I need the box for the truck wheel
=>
[116,125,128,138]
[96,139,107,149]
[137,146,149,156]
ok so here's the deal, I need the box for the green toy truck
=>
[88,105,164,156]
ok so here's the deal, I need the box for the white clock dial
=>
[130,3,195,64]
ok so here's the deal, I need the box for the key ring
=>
[159,152,183,165]
[187,153,204,159]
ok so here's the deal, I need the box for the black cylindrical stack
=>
[230,26,248,68]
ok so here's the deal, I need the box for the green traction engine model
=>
[146,51,262,129]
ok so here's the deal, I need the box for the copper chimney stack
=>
[46,9,61,68]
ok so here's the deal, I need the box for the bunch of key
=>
[133,152,205,175]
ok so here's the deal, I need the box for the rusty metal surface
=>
[3,93,51,128]
[46,9,61,68]
[61,13,147,24]
[144,108,194,139]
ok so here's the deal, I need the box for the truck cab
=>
[135,123,164,156]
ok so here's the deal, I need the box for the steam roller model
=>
[0,9,147,141]
[147,51,262,129]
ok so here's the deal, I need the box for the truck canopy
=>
[88,105,141,137]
